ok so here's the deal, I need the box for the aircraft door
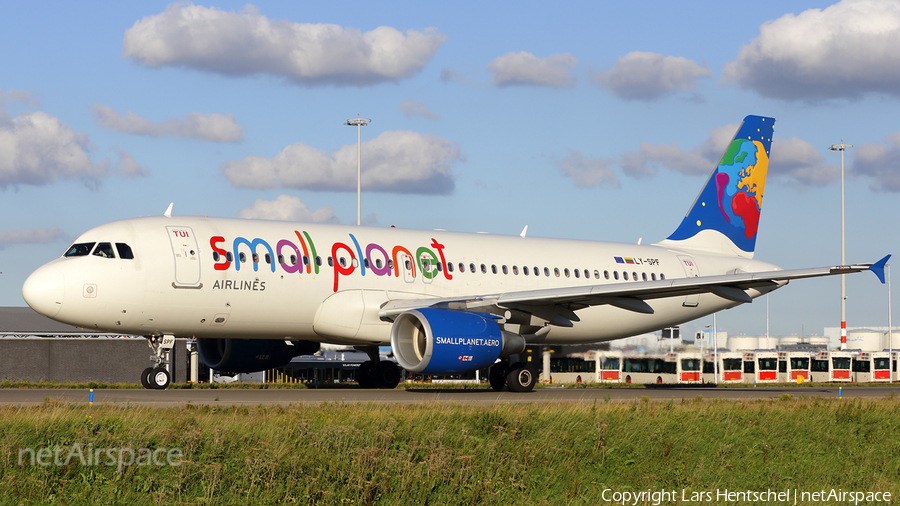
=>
[166,226,201,287]
[399,252,415,283]
[677,255,700,307]
[419,253,434,285]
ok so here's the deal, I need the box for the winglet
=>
[164,203,173,218]
[520,226,528,238]
[869,254,890,284]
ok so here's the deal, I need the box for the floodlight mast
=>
[345,116,371,226]
[829,142,852,350]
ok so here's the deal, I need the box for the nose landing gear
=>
[142,335,174,389]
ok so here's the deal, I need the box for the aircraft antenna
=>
[163,203,173,218]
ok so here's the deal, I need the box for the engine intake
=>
[390,308,526,374]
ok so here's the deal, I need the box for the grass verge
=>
[1,397,898,504]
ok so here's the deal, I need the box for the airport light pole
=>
[345,116,371,226]
[829,142,852,350]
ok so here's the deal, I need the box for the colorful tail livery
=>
[658,115,774,258]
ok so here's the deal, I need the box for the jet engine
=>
[390,308,526,374]
[197,338,320,373]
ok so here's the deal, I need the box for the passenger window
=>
[564,268,570,278]
[303,255,310,265]
[213,251,220,261]
[469,263,475,273]
[226,252,233,262]
[264,254,271,264]
[447,261,453,272]
[502,265,508,275]
[291,255,297,265]
[574,269,580,278]
[624,272,629,280]
[376,258,384,269]
[513,265,518,275]
[405,259,411,270]
[632,272,638,281]
[651,273,657,281]
[388,260,394,270]
[436,263,442,272]
[115,243,134,259]
[535,266,540,276]
[64,242,96,257]
[278,254,285,264]
[554,268,560,277]
[239,252,247,263]
[614,271,619,280]
[352,258,359,268]
[660,273,665,280]
[252,253,259,264]
[604,270,610,280]
[491,264,497,274]
[481,264,487,274]
[594,270,600,279]
[642,272,647,281]
[327,257,333,267]
[92,242,115,258]
[316,256,322,266]
[364,258,369,268]
[523,266,529,275]
[339,257,347,267]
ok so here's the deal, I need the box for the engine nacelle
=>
[197,338,320,373]
[390,308,526,374]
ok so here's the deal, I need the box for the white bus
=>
[810,351,852,383]
[622,354,677,384]
[703,351,744,383]
[778,352,811,383]
[678,352,702,384]
[742,351,779,383]
[851,352,892,383]
[594,350,623,383]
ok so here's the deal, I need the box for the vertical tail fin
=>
[655,115,775,258]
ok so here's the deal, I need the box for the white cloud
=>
[853,132,900,191]
[593,51,711,100]
[91,105,244,142]
[0,108,108,188]
[0,226,65,250]
[557,150,619,188]
[399,99,438,120]
[122,3,445,86]
[222,130,461,195]
[768,137,839,187]
[238,195,339,223]
[722,0,900,100]
[114,150,150,177]
[618,123,837,187]
[486,52,577,88]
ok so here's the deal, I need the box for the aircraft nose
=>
[22,265,65,319]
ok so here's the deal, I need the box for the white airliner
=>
[22,115,888,391]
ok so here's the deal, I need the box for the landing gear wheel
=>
[356,361,375,389]
[373,361,401,389]
[148,368,170,389]
[489,364,507,392]
[506,363,536,393]
[140,367,154,389]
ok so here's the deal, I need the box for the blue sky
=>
[2,1,899,340]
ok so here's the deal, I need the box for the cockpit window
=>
[92,242,115,258]
[116,243,134,260]
[64,242,96,257]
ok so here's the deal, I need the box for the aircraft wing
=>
[378,255,890,327]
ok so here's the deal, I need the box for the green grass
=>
[1,397,899,505]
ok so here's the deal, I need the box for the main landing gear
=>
[355,346,401,389]
[489,360,537,392]
[141,335,174,389]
